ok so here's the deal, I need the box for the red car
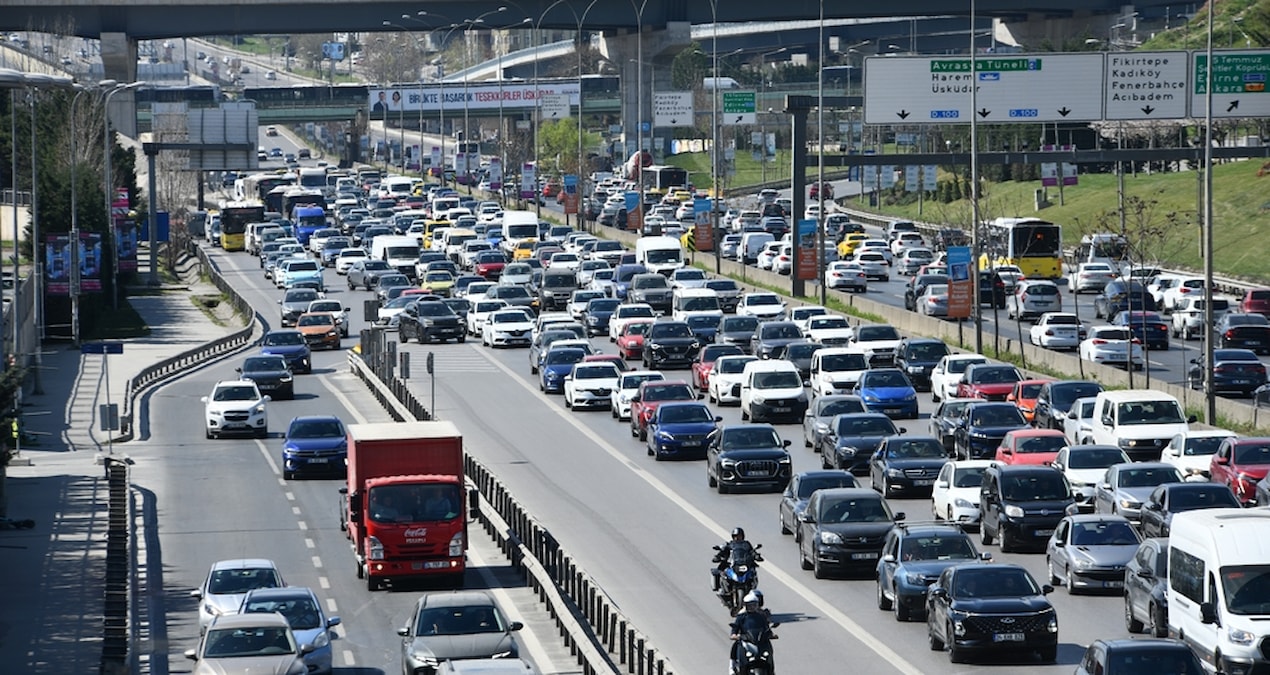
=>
[955,363,1023,401]
[994,428,1068,466]
[809,181,834,200]
[616,320,654,360]
[583,353,629,372]
[1210,437,1270,506]
[1006,378,1053,425]
[691,344,746,391]
[542,182,562,198]
[629,380,697,440]
[473,253,506,279]
[1241,288,1270,317]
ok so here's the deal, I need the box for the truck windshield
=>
[368,485,461,523]
[1116,400,1187,425]
[1222,565,1270,615]
[646,249,681,264]
[821,354,866,373]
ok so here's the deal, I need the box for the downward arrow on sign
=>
[1057,107,1071,117]
[1141,105,1155,115]
[896,110,910,119]
[977,108,990,118]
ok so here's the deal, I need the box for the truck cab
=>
[1088,390,1195,462]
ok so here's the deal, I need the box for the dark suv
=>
[978,270,1007,309]
[979,464,1075,553]
[537,268,578,311]
[1094,279,1155,319]
[894,338,949,391]
[926,563,1057,664]
[876,522,988,622]
[642,320,701,369]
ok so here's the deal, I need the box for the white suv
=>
[202,380,270,439]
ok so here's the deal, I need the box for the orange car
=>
[994,428,1068,466]
[294,312,342,350]
[1007,378,1054,424]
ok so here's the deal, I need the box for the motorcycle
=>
[730,621,779,675]
[713,543,763,615]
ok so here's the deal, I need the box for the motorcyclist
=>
[713,527,759,592]
[729,591,777,672]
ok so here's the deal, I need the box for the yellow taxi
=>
[837,232,870,259]
[513,239,538,261]
[419,270,456,297]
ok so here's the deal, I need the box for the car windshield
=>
[1116,400,1187,425]
[1222,565,1270,615]
[953,568,1040,598]
[242,357,286,372]
[707,280,738,292]
[819,496,892,523]
[1070,520,1141,546]
[1050,382,1103,408]
[620,374,663,390]
[1106,650,1202,675]
[900,535,977,561]
[887,439,945,458]
[953,467,986,488]
[1184,436,1230,456]
[1117,467,1182,488]
[263,331,305,348]
[643,385,692,402]
[785,343,820,360]
[288,261,318,272]
[947,358,987,374]
[906,342,949,360]
[762,324,803,340]
[416,302,457,317]
[297,314,334,327]
[970,406,1025,427]
[242,594,322,630]
[383,296,415,309]
[1171,486,1240,511]
[723,428,783,449]
[682,297,718,311]
[493,287,530,299]
[202,625,295,658]
[971,366,1021,384]
[1068,447,1127,469]
[1016,435,1066,454]
[835,416,897,436]
[809,317,850,330]
[856,325,900,341]
[820,353,867,372]
[864,371,909,388]
[493,313,527,324]
[716,357,757,374]
[309,301,341,313]
[575,365,619,380]
[207,567,282,595]
[413,604,506,636]
[622,306,656,318]
[546,350,587,366]
[659,405,714,424]
[796,474,857,499]
[1234,442,1270,465]
[687,315,720,329]
[284,290,320,304]
[650,323,694,339]
[1001,474,1070,501]
[753,371,802,389]
[623,323,651,336]
[723,317,759,332]
[747,295,780,306]
[368,484,461,523]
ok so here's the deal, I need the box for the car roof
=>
[1092,638,1196,652]
[812,487,881,501]
[208,612,292,630]
[210,558,278,571]
[419,590,498,608]
[1064,513,1131,524]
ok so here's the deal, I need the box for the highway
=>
[185,216,1142,675]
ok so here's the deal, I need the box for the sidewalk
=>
[0,268,243,674]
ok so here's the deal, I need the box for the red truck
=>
[342,421,469,590]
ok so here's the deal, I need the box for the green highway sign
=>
[1192,51,1270,118]
[721,91,757,125]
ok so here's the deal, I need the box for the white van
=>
[634,236,684,276]
[370,234,422,278]
[671,288,723,324]
[739,360,809,424]
[740,232,775,265]
[808,348,871,397]
[1167,508,1270,674]
[501,210,539,258]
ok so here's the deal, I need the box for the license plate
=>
[424,561,449,569]
[1248,341,1261,346]
[914,479,934,487]
[681,441,701,448]
[1233,379,1251,385]
[1035,529,1054,537]
[851,552,879,560]
[993,633,1025,643]
[308,457,329,463]
[771,407,791,413]
[1103,580,1124,589]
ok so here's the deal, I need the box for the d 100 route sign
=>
[653,91,695,127]
[721,91,757,125]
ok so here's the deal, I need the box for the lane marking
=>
[318,374,372,425]
[472,348,925,675]
[468,545,556,673]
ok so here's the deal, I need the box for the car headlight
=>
[1119,499,1141,509]
[279,375,293,382]
[796,392,809,403]
[814,421,829,433]
[1073,558,1092,570]
[489,650,514,659]
[751,395,766,405]
[1228,626,1256,645]
[408,651,439,668]
[310,629,331,649]
[819,531,843,545]
[366,536,384,560]
[720,458,736,468]
[656,430,675,442]
[1003,504,1025,518]
[838,446,857,456]
[253,403,267,415]
[953,498,975,509]
[545,372,560,381]
[203,602,223,617]
[1047,613,1059,633]
[326,330,337,337]
[887,468,905,478]
[905,573,931,586]
[902,394,917,402]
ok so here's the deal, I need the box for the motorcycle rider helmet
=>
[732,527,746,541]
[742,591,761,610]
[750,589,764,607]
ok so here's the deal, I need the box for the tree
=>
[535,118,602,177]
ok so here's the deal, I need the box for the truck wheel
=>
[366,574,380,591]
[356,561,364,579]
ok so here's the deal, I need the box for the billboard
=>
[796,218,818,281]
[117,225,137,273]
[946,245,973,319]
[369,81,580,114]
[692,197,714,252]
[519,163,536,200]
[45,235,71,296]
[79,233,103,292]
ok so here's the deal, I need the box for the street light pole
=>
[574,0,602,231]
[103,81,145,301]
[817,0,827,305]
[533,0,570,218]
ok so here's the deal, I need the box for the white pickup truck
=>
[1087,390,1195,463]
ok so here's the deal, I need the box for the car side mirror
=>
[1100,482,1112,490]
[396,627,409,637]
[630,395,641,402]
[184,649,198,661]
[882,554,896,563]
[782,440,792,448]
[190,588,203,599]
[509,621,524,631]
[715,416,723,423]
[1200,602,1219,625]
[235,367,242,373]
[799,512,815,523]
[1042,584,1054,595]
[930,587,947,599]
[894,512,906,521]
[936,480,949,489]
[200,396,208,403]
[1187,415,1198,424]
[1137,567,1154,579]
[1053,539,1065,547]
[979,552,993,561]
[1147,502,1162,511]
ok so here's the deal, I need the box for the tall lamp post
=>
[103,81,146,298]
[532,0,572,217]
[816,0,827,304]
[572,0,603,230]
[461,8,509,186]
[71,81,110,347]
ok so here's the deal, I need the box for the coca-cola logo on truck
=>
[403,528,429,538]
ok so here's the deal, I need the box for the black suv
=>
[894,338,949,391]
[978,270,1007,308]
[796,487,902,579]
[537,268,578,311]
[1093,279,1155,319]
[979,464,1075,553]
[1032,380,1104,431]
[705,424,793,494]
[642,320,701,369]
[954,402,1028,461]
[876,522,988,622]
[926,563,1057,664]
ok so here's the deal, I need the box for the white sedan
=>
[824,261,868,292]
[931,460,993,527]
[930,354,989,402]
[1068,262,1117,293]
[804,315,854,346]
[1079,325,1144,370]
[1029,312,1085,350]
[467,299,508,336]
[735,292,786,321]
[608,303,657,341]
[1160,429,1237,479]
[708,355,759,405]
[853,251,890,281]
[563,362,622,410]
[334,248,368,274]
[482,308,535,348]
[611,370,665,420]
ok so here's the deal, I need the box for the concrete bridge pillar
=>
[598,22,691,160]
[100,32,139,139]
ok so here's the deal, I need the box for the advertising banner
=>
[563,174,579,215]
[79,232,103,292]
[519,163,536,200]
[946,245,973,319]
[117,225,138,272]
[487,158,502,191]
[692,197,714,252]
[796,218,818,281]
[369,81,580,114]
[45,235,72,296]
[624,191,643,233]
[430,146,442,177]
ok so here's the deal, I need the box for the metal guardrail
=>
[346,348,672,675]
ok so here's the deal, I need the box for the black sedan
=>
[398,300,466,344]
[1215,312,1270,354]
[868,435,948,498]
[954,402,1029,461]
[1139,482,1240,538]
[926,564,1057,664]
[582,298,621,336]
[796,487,902,579]
[820,413,902,475]
[778,470,858,539]
[236,354,294,401]
[1187,348,1268,397]
[705,424,793,494]
[642,320,701,370]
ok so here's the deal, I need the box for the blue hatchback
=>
[646,401,721,460]
[854,368,919,419]
[281,416,347,480]
[260,329,312,374]
[540,347,588,394]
